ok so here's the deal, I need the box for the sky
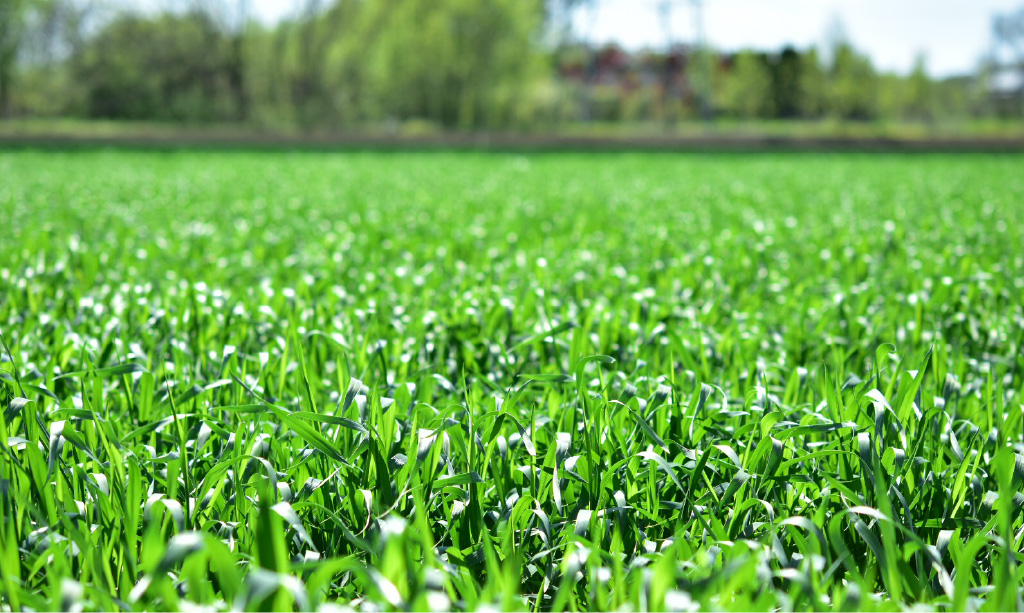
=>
[251,0,1022,77]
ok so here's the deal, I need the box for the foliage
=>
[1,0,1008,129]
[770,47,802,119]
[719,51,774,119]
[828,44,879,121]
[0,0,33,115]
[6,0,545,129]
[796,47,827,119]
[2,150,1024,610]
[71,12,240,121]
[354,0,545,129]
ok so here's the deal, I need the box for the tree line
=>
[0,0,1014,130]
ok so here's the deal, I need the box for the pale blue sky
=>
[251,0,1021,76]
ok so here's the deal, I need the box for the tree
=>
[0,0,31,116]
[904,54,935,121]
[828,43,878,120]
[876,73,905,121]
[284,0,336,127]
[8,0,94,116]
[721,50,773,119]
[990,7,1024,116]
[772,46,801,118]
[797,47,826,118]
[356,0,545,128]
[192,0,252,121]
[72,11,239,120]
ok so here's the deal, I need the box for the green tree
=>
[797,47,826,118]
[355,0,545,129]
[876,73,905,121]
[904,53,935,121]
[934,75,974,119]
[194,0,253,121]
[280,0,353,128]
[721,50,773,119]
[72,11,238,121]
[772,46,802,118]
[0,0,30,116]
[828,43,878,120]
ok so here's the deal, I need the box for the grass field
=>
[1,150,1024,611]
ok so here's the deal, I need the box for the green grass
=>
[1,150,1023,611]
[3,117,1024,145]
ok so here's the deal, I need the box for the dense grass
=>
[1,150,1024,611]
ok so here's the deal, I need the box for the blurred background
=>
[1,0,1023,141]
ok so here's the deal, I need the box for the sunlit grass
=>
[1,150,1023,611]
